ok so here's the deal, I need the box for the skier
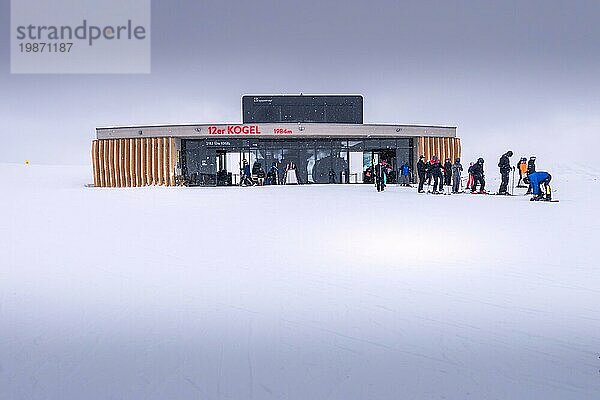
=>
[267,162,279,185]
[527,156,537,175]
[470,158,486,193]
[497,150,513,195]
[524,171,552,201]
[429,155,444,194]
[466,162,474,190]
[517,157,528,187]
[451,158,463,193]
[374,160,387,192]
[417,155,427,193]
[256,165,266,186]
[240,159,255,186]
[425,160,432,186]
[399,162,411,186]
[443,158,453,188]
[526,156,536,194]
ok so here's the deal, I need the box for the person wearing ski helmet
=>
[527,156,537,174]
[524,171,552,201]
[417,155,427,193]
[497,150,513,195]
[429,155,445,194]
[470,158,486,193]
[466,162,474,189]
[451,157,463,193]
[443,158,453,188]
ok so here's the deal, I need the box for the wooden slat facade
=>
[91,138,177,187]
[417,136,462,163]
[92,136,460,187]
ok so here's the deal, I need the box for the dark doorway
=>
[216,150,232,186]
[365,149,397,184]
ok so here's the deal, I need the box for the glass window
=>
[282,148,313,184]
[347,140,364,152]
[313,148,332,184]
[315,139,332,149]
[396,138,412,149]
[258,140,281,150]
[263,148,284,183]
[395,148,410,165]
[363,152,375,184]
[225,152,242,185]
[349,152,363,183]
[182,141,216,186]
[331,150,349,183]
[331,140,346,149]
[380,139,396,149]
[362,139,381,151]
[305,149,316,183]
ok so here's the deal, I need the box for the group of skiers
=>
[516,156,553,201]
[241,152,553,201]
[369,161,412,192]
[484,151,552,200]
[415,156,465,194]
[407,151,553,201]
[240,159,300,186]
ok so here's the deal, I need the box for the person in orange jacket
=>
[517,157,528,187]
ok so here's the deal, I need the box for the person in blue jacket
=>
[524,171,552,201]
[240,159,255,186]
[399,162,411,186]
[267,162,279,185]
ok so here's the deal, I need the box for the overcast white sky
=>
[1,0,599,165]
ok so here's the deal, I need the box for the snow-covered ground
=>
[1,163,599,399]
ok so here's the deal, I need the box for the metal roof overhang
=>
[96,123,456,140]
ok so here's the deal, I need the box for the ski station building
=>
[91,95,461,187]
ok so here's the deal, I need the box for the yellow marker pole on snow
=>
[24,160,30,165]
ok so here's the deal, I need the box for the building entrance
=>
[363,149,397,184]
[182,138,414,187]
[216,150,253,186]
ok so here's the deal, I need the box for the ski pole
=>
[511,167,515,195]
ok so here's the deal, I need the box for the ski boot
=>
[545,185,552,201]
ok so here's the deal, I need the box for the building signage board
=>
[97,123,456,140]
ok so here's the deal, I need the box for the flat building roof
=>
[96,122,457,140]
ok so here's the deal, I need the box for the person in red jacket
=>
[466,162,474,190]
[429,156,445,194]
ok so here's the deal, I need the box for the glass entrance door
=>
[216,151,231,186]
[364,150,397,184]
[215,150,252,186]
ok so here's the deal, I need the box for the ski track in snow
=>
[1,163,600,399]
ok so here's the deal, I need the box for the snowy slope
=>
[1,163,599,400]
